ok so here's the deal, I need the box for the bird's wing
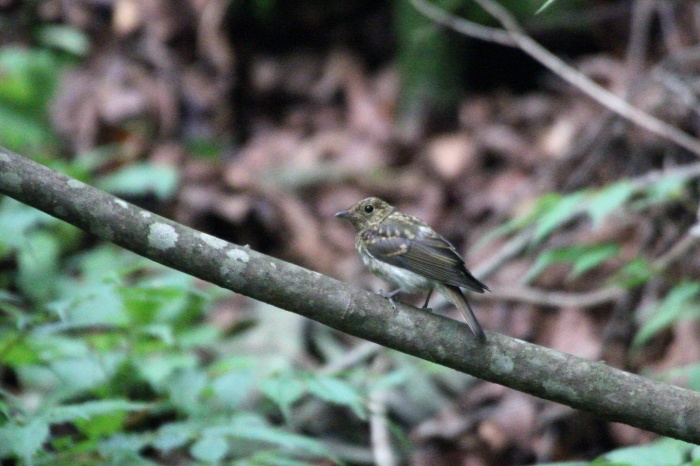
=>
[362,224,488,293]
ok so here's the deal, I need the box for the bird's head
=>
[335,197,395,231]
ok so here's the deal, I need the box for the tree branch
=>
[410,0,700,157]
[0,147,699,443]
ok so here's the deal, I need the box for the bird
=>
[335,197,488,341]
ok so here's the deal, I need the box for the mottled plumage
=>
[336,197,488,341]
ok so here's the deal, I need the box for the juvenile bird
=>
[335,197,488,341]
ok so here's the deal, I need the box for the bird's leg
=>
[378,288,402,310]
[421,289,434,312]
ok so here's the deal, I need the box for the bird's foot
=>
[378,288,401,311]
[420,289,434,313]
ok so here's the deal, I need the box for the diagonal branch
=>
[0,146,699,443]
[410,0,700,157]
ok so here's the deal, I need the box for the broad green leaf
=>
[235,427,329,457]
[525,249,559,283]
[17,232,61,303]
[97,163,179,201]
[659,363,700,392]
[643,175,687,203]
[525,244,618,283]
[98,433,150,458]
[208,417,330,458]
[570,244,619,279]
[121,285,190,326]
[586,181,635,228]
[190,434,229,463]
[74,411,128,440]
[601,438,692,466]
[49,282,128,327]
[153,422,194,453]
[0,335,43,365]
[212,370,257,409]
[49,357,111,394]
[258,374,306,420]
[305,376,366,419]
[43,400,149,423]
[0,418,50,461]
[0,105,53,152]
[166,368,208,415]
[611,258,653,288]
[135,353,198,388]
[0,198,59,253]
[36,25,90,56]
[533,192,587,243]
[634,282,700,347]
[0,47,61,111]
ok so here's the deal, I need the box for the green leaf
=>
[209,417,330,458]
[0,418,50,461]
[0,47,62,111]
[634,282,700,347]
[43,399,149,424]
[98,433,150,459]
[48,282,128,327]
[234,427,328,457]
[74,411,128,440]
[49,357,111,394]
[211,370,257,409]
[36,25,90,56]
[166,368,208,415]
[532,192,587,243]
[97,163,179,201]
[258,374,306,420]
[121,285,192,327]
[611,258,654,288]
[643,175,687,203]
[305,376,366,419]
[153,422,194,453]
[17,232,61,303]
[0,198,59,254]
[536,0,558,14]
[190,434,229,463]
[135,353,198,388]
[586,181,635,228]
[525,244,618,283]
[570,244,619,279]
[601,438,693,466]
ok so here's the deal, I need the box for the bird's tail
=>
[438,284,486,342]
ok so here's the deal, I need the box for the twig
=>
[653,230,700,271]
[320,341,382,375]
[481,286,624,308]
[369,355,398,466]
[625,0,655,85]
[410,0,700,156]
[472,230,533,280]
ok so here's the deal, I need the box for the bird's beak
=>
[335,210,351,219]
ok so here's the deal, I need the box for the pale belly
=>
[357,242,433,293]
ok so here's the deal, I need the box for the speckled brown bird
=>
[335,197,488,341]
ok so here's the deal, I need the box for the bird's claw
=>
[378,288,400,312]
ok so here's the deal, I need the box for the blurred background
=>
[1,0,700,464]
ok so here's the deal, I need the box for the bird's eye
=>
[364,205,374,214]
